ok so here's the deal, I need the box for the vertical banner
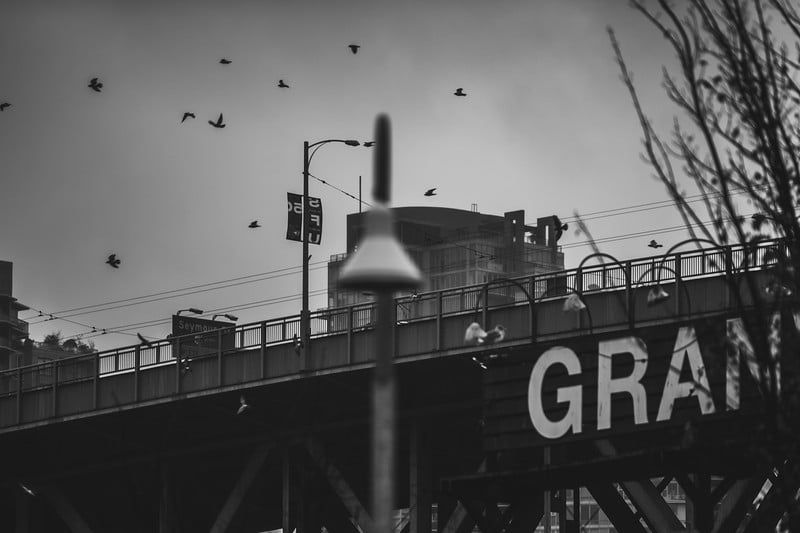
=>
[286,193,323,244]
[306,196,323,245]
[286,193,303,242]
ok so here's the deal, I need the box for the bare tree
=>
[611,0,800,529]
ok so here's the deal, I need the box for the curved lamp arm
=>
[535,284,594,334]
[575,251,630,325]
[470,277,536,340]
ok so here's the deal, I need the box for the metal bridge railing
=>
[0,238,785,403]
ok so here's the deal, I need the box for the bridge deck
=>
[0,239,779,433]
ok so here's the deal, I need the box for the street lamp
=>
[212,313,238,322]
[176,308,203,316]
[301,138,361,364]
[338,114,422,533]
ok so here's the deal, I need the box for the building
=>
[0,261,29,371]
[327,206,566,309]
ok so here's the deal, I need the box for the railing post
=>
[175,343,181,394]
[260,322,266,379]
[217,328,223,387]
[134,345,140,403]
[436,291,442,352]
[93,353,99,409]
[481,285,488,329]
[529,276,536,340]
[626,260,633,329]
[347,306,353,365]
[16,368,22,424]
[51,360,58,417]
[675,253,683,315]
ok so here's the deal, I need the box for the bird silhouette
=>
[137,333,153,347]
[219,58,232,64]
[88,77,103,92]
[648,239,663,249]
[208,114,226,128]
[248,220,261,228]
[105,254,121,268]
[424,188,437,197]
[454,88,467,96]
[483,325,506,344]
[237,395,251,415]
[278,79,290,88]
[464,322,506,345]
[181,112,196,123]
[348,44,360,54]
[553,216,568,242]
[0,103,10,111]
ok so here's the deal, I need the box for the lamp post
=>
[301,138,361,363]
[338,114,422,533]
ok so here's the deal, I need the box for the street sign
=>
[171,315,235,358]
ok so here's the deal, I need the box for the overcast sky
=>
[1,0,691,350]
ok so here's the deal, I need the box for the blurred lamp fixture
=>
[176,308,204,316]
[563,292,587,312]
[212,313,239,321]
[338,203,422,290]
[647,285,670,306]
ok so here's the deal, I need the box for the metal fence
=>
[0,238,784,400]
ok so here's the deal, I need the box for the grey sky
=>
[0,0,686,349]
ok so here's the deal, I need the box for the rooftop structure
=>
[0,261,29,370]
[327,206,566,309]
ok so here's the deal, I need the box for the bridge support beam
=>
[209,443,272,533]
[304,437,375,533]
[37,484,94,533]
[587,483,647,533]
[159,464,180,533]
[409,422,432,533]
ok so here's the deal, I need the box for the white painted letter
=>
[657,326,715,421]
[726,315,782,410]
[597,337,649,430]
[528,346,582,439]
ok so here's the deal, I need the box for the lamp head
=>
[344,140,360,146]
[647,285,670,306]
[562,292,587,313]
[337,203,423,291]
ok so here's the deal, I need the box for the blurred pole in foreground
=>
[337,114,423,533]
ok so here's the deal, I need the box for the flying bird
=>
[208,113,226,128]
[648,239,663,249]
[348,44,360,54]
[88,77,103,92]
[553,215,568,242]
[424,188,437,197]
[219,58,232,64]
[278,79,290,88]
[483,325,506,344]
[237,395,251,415]
[454,88,467,96]
[105,254,121,268]
[181,112,196,123]
[0,102,10,111]
[137,333,153,347]
[248,220,261,228]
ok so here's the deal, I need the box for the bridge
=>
[0,240,789,532]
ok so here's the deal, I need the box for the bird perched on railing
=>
[464,322,506,345]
